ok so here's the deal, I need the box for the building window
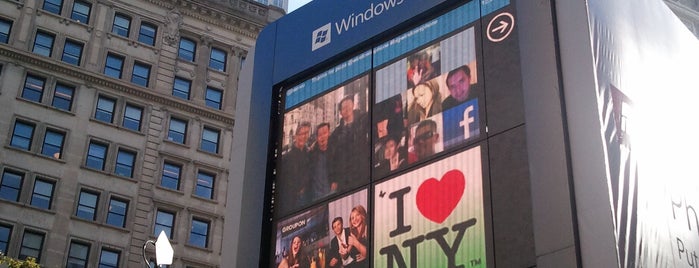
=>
[70,1,91,23]
[61,39,83,66]
[10,121,35,150]
[19,231,44,261]
[111,13,130,37]
[154,210,174,239]
[115,149,135,178]
[195,171,214,199]
[42,0,63,15]
[21,74,46,103]
[209,47,226,71]
[106,198,128,228]
[0,224,11,254]
[52,83,75,111]
[0,18,12,44]
[178,38,196,61]
[86,141,108,170]
[66,241,90,268]
[76,190,99,221]
[201,127,220,154]
[167,117,187,144]
[32,31,55,57]
[99,248,120,268]
[122,104,143,131]
[138,22,156,46]
[189,218,209,248]
[30,179,54,210]
[0,170,23,202]
[172,77,191,100]
[41,129,65,159]
[205,87,223,110]
[95,95,116,123]
[131,62,151,87]
[104,53,124,79]
[161,162,181,190]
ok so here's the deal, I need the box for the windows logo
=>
[312,23,332,51]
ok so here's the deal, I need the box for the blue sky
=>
[288,0,312,12]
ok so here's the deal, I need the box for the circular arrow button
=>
[487,12,514,42]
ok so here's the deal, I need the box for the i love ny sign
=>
[373,146,486,268]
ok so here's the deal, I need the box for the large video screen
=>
[374,145,485,267]
[273,1,488,267]
[372,25,483,180]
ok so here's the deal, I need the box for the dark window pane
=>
[104,54,124,79]
[131,62,150,87]
[138,22,156,46]
[161,163,180,190]
[10,121,35,150]
[99,249,120,268]
[41,130,64,159]
[66,241,89,268]
[173,77,190,100]
[70,1,91,23]
[115,150,135,178]
[189,219,209,248]
[22,74,45,102]
[19,231,44,261]
[201,127,220,153]
[33,31,54,57]
[42,0,63,15]
[76,191,98,221]
[86,142,108,170]
[106,198,127,228]
[209,47,226,71]
[0,18,12,44]
[195,172,214,199]
[52,83,75,111]
[31,179,54,209]
[167,118,186,144]
[111,14,130,37]
[154,210,174,238]
[122,105,142,131]
[0,170,23,202]
[205,87,222,110]
[62,40,83,66]
[178,38,196,61]
[95,96,115,123]
[0,224,11,254]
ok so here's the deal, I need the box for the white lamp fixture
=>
[143,230,174,267]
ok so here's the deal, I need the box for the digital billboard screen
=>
[272,1,503,267]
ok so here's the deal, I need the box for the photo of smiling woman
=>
[407,81,442,126]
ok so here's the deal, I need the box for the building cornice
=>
[143,0,267,39]
[0,46,235,126]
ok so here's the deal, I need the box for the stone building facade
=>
[0,0,280,267]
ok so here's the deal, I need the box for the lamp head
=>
[155,231,174,265]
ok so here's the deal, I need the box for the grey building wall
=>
[0,0,278,267]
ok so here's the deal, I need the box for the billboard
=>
[269,0,512,266]
[585,0,699,266]
[374,146,485,267]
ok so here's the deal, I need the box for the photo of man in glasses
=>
[408,119,441,164]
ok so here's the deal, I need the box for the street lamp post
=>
[142,230,174,268]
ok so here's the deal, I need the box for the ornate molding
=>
[0,46,235,126]
[144,0,266,39]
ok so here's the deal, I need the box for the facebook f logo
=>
[312,23,332,51]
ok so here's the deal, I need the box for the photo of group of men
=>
[274,190,369,268]
[277,75,371,216]
[372,26,482,179]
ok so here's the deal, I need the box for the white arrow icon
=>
[492,21,509,34]
[487,12,515,42]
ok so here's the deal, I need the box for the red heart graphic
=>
[416,169,465,223]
